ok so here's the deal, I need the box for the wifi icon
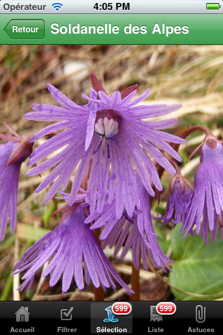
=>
[52,3,63,11]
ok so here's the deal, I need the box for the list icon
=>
[150,306,162,322]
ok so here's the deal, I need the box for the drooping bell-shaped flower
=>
[25,74,185,220]
[85,174,173,271]
[0,124,33,241]
[156,173,192,226]
[182,135,223,244]
[12,205,134,294]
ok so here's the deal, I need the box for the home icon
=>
[15,306,30,322]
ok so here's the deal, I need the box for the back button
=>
[4,19,45,39]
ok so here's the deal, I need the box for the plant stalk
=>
[131,264,140,300]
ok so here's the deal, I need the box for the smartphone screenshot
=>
[0,0,223,334]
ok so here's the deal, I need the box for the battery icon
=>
[206,3,221,9]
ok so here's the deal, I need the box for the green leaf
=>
[0,276,13,301]
[17,223,51,242]
[42,200,56,228]
[154,224,170,254]
[169,224,223,300]
[0,234,15,251]
[0,240,33,300]
[179,150,188,165]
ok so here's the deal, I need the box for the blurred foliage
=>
[154,224,171,255]
[170,224,223,301]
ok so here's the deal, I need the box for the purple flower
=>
[85,175,173,271]
[0,126,33,241]
[156,174,192,225]
[181,137,223,244]
[25,74,184,219]
[12,205,134,294]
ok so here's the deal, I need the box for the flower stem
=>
[94,285,105,301]
[156,125,214,180]
[180,125,213,138]
[172,125,214,153]
[131,264,140,300]
[3,122,21,138]
[169,159,181,175]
